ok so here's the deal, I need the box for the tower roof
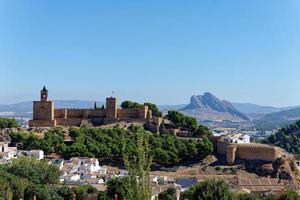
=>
[42,86,48,92]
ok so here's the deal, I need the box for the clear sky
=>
[1,0,300,107]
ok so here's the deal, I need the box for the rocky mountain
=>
[180,92,249,122]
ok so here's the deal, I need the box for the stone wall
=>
[88,109,106,118]
[236,144,277,162]
[29,119,56,127]
[117,109,139,118]
[55,118,83,126]
[212,136,280,165]
[54,109,67,118]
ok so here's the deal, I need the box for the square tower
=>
[29,86,56,127]
[106,97,117,119]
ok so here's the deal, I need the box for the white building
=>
[61,157,106,182]
[17,150,44,160]
[224,134,250,144]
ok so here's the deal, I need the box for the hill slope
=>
[255,107,300,129]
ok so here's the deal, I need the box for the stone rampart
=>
[117,109,139,118]
[212,136,281,165]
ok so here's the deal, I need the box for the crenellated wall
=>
[211,136,281,165]
[117,109,139,118]
[30,89,154,128]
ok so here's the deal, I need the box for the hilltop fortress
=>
[29,87,160,129]
[210,135,285,165]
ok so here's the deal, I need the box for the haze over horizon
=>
[1,0,300,107]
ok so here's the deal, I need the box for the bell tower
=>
[40,86,48,101]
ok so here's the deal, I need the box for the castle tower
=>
[40,86,48,101]
[106,97,117,119]
[29,86,56,127]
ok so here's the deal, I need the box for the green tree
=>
[144,102,162,117]
[107,177,132,200]
[279,189,300,200]
[123,132,153,200]
[121,101,143,109]
[183,179,232,200]
[24,184,51,200]
[0,177,13,200]
[0,118,18,129]
[8,157,61,185]
[158,188,177,200]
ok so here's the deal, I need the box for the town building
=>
[224,133,250,144]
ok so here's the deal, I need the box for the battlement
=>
[210,136,283,165]
[29,87,153,128]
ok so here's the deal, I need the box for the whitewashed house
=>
[224,134,250,144]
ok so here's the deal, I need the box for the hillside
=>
[255,107,300,129]
[264,120,300,154]
[180,92,249,122]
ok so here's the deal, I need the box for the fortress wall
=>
[55,118,83,126]
[216,140,227,155]
[117,109,139,118]
[88,109,106,118]
[236,144,277,162]
[209,136,221,151]
[118,117,146,123]
[67,109,85,118]
[29,119,56,127]
[227,145,237,165]
[54,109,67,118]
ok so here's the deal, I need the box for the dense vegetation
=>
[264,120,300,154]
[0,117,18,129]
[10,126,213,167]
[121,100,162,117]
[165,111,211,137]
[0,156,69,200]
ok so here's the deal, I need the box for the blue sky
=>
[1,0,300,107]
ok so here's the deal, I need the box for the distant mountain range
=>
[180,92,249,122]
[232,102,300,114]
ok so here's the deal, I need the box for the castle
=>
[29,87,154,127]
[210,135,284,165]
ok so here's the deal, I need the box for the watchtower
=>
[29,86,55,127]
[106,97,117,119]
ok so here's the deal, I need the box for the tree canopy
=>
[0,118,18,129]
[10,126,213,167]
[166,111,211,137]
[264,120,300,154]
[121,101,162,117]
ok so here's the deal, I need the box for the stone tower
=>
[29,86,56,127]
[106,97,117,119]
